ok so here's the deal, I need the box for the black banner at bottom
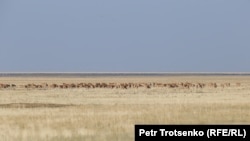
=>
[135,125,250,141]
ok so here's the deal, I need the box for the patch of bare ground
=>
[0,103,74,108]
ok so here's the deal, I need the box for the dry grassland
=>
[0,76,250,141]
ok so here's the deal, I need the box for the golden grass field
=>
[0,75,250,141]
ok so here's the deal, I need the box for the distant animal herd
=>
[0,82,241,90]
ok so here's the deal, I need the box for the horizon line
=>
[0,72,250,74]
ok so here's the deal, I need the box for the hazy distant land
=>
[1,72,250,77]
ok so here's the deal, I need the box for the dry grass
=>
[0,76,250,141]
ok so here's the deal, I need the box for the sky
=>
[0,0,249,72]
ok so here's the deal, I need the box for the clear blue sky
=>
[0,0,249,72]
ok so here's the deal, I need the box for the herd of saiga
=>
[0,82,241,89]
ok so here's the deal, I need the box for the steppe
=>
[0,74,250,141]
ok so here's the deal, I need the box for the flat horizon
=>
[0,72,250,74]
[1,72,250,77]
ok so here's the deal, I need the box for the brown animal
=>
[236,83,241,86]
[220,84,225,88]
[50,84,58,88]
